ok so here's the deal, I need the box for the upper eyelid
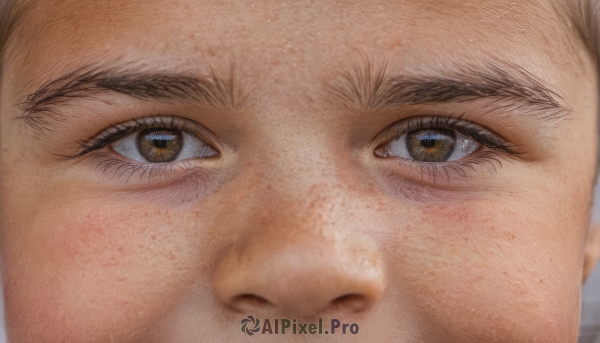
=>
[67,116,217,159]
[373,116,519,154]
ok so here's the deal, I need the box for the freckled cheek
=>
[385,203,581,341]
[4,201,209,339]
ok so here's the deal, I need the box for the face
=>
[0,0,599,342]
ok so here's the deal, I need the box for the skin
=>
[1,0,600,342]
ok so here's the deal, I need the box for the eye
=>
[384,128,480,162]
[375,116,515,163]
[112,128,217,163]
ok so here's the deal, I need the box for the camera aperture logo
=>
[240,316,359,336]
[241,316,261,336]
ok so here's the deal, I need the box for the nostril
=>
[229,294,274,312]
[328,294,369,313]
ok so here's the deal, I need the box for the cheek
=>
[2,199,208,342]
[383,201,583,342]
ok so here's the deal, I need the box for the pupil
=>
[421,138,437,148]
[152,137,170,149]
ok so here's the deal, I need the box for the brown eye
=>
[136,129,183,163]
[379,128,480,162]
[406,129,456,162]
[111,127,216,163]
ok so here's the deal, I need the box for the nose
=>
[212,198,385,318]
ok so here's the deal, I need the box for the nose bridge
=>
[212,179,385,318]
[233,175,363,261]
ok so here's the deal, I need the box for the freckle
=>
[505,233,516,241]
[118,246,124,252]
[386,37,403,50]
[152,235,156,240]
[539,279,543,283]
[403,235,408,240]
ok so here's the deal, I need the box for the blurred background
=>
[578,180,600,343]
[581,262,600,343]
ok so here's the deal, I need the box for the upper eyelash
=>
[63,116,208,159]
[372,116,523,185]
[60,116,217,184]
[375,116,522,155]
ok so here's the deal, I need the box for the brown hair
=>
[0,0,25,76]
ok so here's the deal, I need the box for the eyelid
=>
[69,116,220,159]
[368,116,525,188]
[373,116,519,156]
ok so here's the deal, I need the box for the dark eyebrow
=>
[327,57,569,121]
[19,63,246,130]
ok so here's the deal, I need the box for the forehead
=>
[6,0,581,93]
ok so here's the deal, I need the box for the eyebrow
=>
[19,63,245,131]
[326,58,569,121]
[19,58,569,132]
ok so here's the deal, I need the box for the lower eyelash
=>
[88,152,202,184]
[87,152,217,205]
[392,150,510,186]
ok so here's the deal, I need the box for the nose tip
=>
[226,274,381,317]
[212,236,385,318]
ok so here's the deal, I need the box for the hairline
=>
[0,0,25,79]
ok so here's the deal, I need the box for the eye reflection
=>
[384,128,480,162]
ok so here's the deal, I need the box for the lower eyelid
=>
[376,150,509,189]
[84,151,212,186]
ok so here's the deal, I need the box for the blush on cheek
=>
[401,201,582,342]
[4,199,203,342]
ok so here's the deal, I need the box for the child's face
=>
[1,0,600,342]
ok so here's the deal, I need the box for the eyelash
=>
[66,115,517,185]
[374,116,521,183]
[65,116,216,183]
[72,116,210,157]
